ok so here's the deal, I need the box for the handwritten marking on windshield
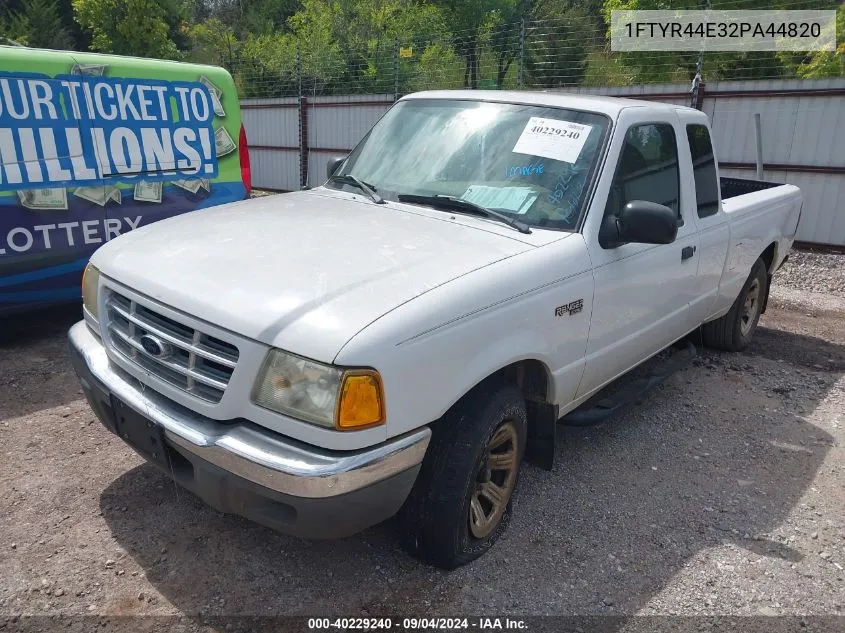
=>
[506,162,545,178]
[547,170,586,224]
[548,171,579,205]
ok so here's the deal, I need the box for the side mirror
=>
[326,156,346,179]
[600,200,678,248]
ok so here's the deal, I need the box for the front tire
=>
[702,257,768,352]
[399,383,527,569]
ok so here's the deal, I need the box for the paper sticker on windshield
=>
[512,117,592,164]
[461,185,538,215]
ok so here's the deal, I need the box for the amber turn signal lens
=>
[336,372,385,430]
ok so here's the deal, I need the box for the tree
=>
[442,0,504,88]
[233,33,303,96]
[72,0,182,59]
[407,42,463,91]
[523,6,591,88]
[602,0,843,83]
[1,0,74,50]
[443,0,594,89]
[287,0,450,94]
[185,17,239,66]
[242,0,304,35]
[487,0,532,88]
[779,4,844,79]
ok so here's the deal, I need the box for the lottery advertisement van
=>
[0,45,251,314]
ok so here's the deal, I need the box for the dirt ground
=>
[0,257,843,623]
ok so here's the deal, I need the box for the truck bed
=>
[721,176,782,201]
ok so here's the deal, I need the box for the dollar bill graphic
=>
[200,75,225,118]
[17,188,68,211]
[210,92,225,118]
[70,64,107,76]
[215,127,236,157]
[74,186,122,206]
[173,178,211,194]
[134,180,163,203]
[173,179,201,194]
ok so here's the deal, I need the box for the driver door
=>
[577,112,700,398]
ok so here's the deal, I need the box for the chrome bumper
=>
[68,321,430,500]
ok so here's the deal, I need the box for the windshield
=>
[328,99,610,231]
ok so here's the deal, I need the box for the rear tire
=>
[398,383,527,569]
[701,258,768,352]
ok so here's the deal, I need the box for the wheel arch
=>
[440,357,558,471]
[444,357,553,410]
[759,241,778,314]
[760,241,778,274]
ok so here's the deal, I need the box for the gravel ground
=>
[0,250,843,624]
[776,250,845,298]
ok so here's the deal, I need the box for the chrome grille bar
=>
[108,300,237,368]
[108,326,229,391]
[104,290,239,404]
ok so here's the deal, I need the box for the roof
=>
[402,89,696,119]
[0,44,223,73]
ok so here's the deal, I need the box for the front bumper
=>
[68,321,430,538]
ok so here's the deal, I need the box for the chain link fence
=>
[232,2,845,245]
[223,10,843,101]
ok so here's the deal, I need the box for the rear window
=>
[686,124,720,218]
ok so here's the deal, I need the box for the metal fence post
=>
[296,49,302,99]
[690,49,705,110]
[296,50,309,190]
[393,38,400,101]
[691,0,709,110]
[517,19,525,90]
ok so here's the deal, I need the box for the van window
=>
[686,124,720,218]
[605,123,680,220]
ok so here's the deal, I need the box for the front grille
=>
[105,291,239,403]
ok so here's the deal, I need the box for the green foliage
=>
[234,33,301,96]
[582,50,635,87]
[0,0,74,50]
[602,0,843,82]
[185,18,238,65]
[407,42,463,90]
[228,0,457,96]
[779,5,844,79]
[523,7,591,88]
[243,0,305,35]
[0,0,840,94]
[71,0,182,59]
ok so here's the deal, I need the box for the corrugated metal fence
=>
[241,78,845,247]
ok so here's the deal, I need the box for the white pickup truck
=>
[69,90,802,568]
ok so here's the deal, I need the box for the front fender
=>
[335,237,594,441]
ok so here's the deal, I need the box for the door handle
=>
[681,245,696,261]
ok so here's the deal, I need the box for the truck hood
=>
[92,190,533,361]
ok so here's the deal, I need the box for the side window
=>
[686,124,720,218]
[604,123,680,220]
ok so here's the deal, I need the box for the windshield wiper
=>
[397,194,531,234]
[327,174,384,204]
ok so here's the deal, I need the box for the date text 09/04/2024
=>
[307,618,528,631]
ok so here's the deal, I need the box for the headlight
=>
[253,349,385,430]
[82,263,100,320]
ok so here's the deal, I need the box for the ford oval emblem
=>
[139,334,170,358]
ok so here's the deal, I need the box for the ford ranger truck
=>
[69,91,802,569]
